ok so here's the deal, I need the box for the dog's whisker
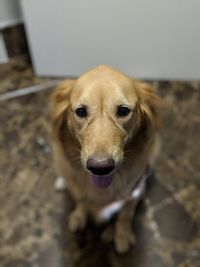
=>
[124,148,135,153]
[72,155,81,161]
[74,147,81,152]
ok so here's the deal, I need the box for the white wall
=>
[21,0,200,80]
[0,0,22,29]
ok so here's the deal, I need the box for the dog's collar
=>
[97,165,151,223]
[130,165,151,193]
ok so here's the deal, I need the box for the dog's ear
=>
[51,80,75,137]
[136,81,160,129]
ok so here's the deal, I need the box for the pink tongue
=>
[91,174,113,188]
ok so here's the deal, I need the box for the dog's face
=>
[52,65,158,188]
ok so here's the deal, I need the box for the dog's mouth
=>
[85,157,115,188]
[91,174,113,188]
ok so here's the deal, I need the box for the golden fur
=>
[51,65,160,252]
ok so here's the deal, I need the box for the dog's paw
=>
[101,225,115,242]
[68,208,87,232]
[114,228,136,253]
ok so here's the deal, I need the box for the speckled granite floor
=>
[0,58,200,267]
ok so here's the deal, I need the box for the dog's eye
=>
[75,106,88,118]
[116,106,131,117]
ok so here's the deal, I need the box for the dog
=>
[51,65,160,253]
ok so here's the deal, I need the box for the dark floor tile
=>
[171,251,187,266]
[154,201,198,242]
[146,174,172,206]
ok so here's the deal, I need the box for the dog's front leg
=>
[101,200,137,253]
[114,174,148,253]
[113,200,137,253]
[68,202,88,232]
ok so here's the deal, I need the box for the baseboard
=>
[0,33,9,64]
[0,18,23,31]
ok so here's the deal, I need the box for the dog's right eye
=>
[116,105,131,117]
[75,106,88,118]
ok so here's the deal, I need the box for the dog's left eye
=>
[75,106,88,118]
[116,106,131,117]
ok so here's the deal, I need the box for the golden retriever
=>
[51,65,160,253]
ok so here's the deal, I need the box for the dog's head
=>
[51,65,159,188]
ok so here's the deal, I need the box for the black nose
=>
[86,157,115,176]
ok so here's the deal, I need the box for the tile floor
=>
[0,57,200,267]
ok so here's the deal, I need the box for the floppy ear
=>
[51,80,75,138]
[136,82,160,129]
